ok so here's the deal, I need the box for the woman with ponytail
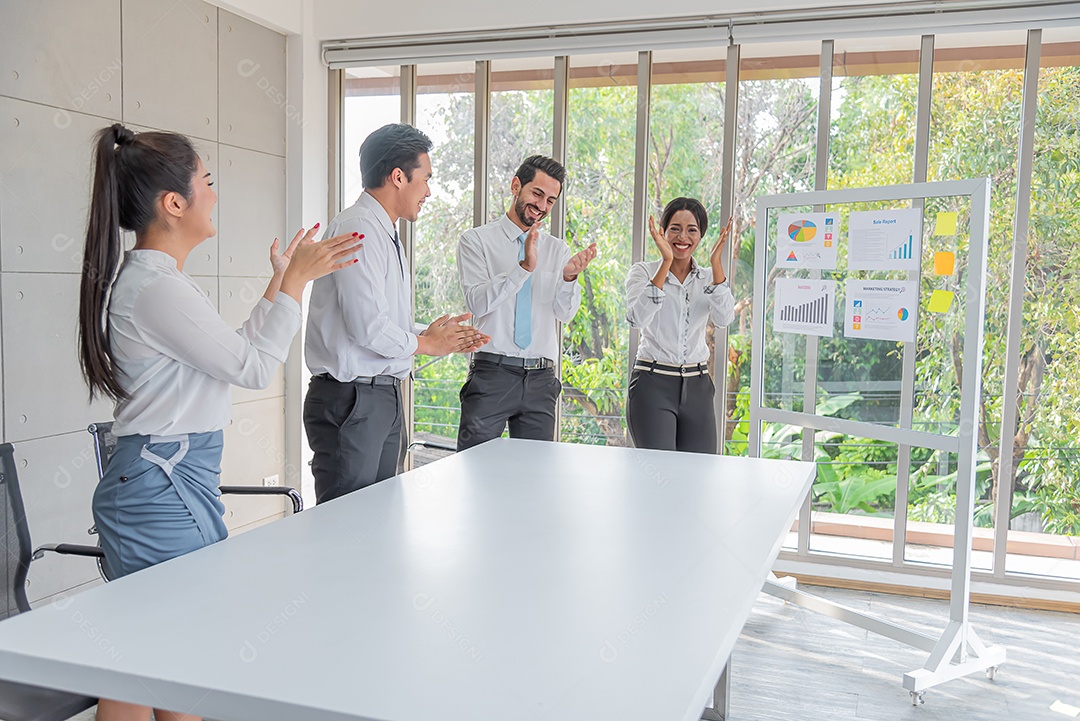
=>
[78,124,361,721]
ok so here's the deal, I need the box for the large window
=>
[1006,35,1080,579]
[411,62,476,450]
[560,53,639,446]
[335,28,1080,592]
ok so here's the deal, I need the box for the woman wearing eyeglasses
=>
[625,197,735,453]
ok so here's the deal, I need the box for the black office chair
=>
[0,443,98,721]
[89,421,303,514]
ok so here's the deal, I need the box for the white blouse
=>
[625,259,736,366]
[108,249,302,437]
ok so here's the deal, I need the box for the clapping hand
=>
[709,215,734,283]
[648,215,674,263]
[562,243,598,282]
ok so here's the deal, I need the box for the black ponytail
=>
[78,124,199,401]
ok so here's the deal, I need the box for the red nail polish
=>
[314,222,320,229]
[352,258,358,264]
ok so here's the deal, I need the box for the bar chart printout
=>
[774,278,836,337]
[848,208,923,271]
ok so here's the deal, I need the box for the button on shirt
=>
[109,249,302,437]
[306,192,420,381]
[458,214,581,362]
[626,259,736,365]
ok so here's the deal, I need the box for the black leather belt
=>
[633,360,709,377]
[316,373,401,386]
[473,351,554,370]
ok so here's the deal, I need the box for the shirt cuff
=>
[404,331,420,356]
[703,281,729,295]
[648,284,666,303]
[272,291,302,316]
[510,263,532,285]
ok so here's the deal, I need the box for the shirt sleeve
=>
[331,215,419,359]
[552,241,582,323]
[239,297,274,340]
[625,262,666,328]
[132,277,301,390]
[703,278,736,327]
[458,229,531,318]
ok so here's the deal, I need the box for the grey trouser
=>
[456,359,562,451]
[303,374,405,504]
[625,364,717,454]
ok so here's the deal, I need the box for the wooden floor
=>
[69,585,1080,720]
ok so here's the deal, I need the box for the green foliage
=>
[391,63,1080,541]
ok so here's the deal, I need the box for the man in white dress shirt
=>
[305,124,488,503]
[456,155,597,451]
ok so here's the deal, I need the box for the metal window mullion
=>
[552,56,570,443]
[473,60,491,228]
[714,42,740,457]
[799,39,834,557]
[892,34,935,567]
[627,52,652,391]
[400,65,418,469]
[993,29,1042,578]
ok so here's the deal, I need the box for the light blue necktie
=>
[514,232,533,349]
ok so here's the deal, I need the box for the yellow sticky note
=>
[928,290,954,313]
[934,251,955,276]
[934,211,958,236]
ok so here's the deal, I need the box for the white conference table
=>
[0,439,813,721]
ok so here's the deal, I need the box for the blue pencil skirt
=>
[92,431,228,579]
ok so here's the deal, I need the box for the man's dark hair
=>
[514,154,567,189]
[659,197,709,236]
[360,123,433,189]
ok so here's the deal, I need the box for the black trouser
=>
[303,374,405,504]
[625,365,717,454]
[456,360,562,451]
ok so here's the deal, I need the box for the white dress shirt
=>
[458,214,581,362]
[306,192,422,381]
[626,259,736,365]
[109,249,302,437]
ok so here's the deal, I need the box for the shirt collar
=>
[665,258,705,283]
[357,191,397,238]
[127,249,179,270]
[498,213,528,242]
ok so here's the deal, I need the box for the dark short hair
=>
[360,123,433,189]
[514,154,566,190]
[660,197,709,236]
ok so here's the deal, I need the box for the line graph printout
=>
[776,212,840,269]
[774,278,836,337]
[844,279,918,342]
[848,208,923,271]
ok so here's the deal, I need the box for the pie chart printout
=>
[788,220,817,243]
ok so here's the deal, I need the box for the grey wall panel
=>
[121,0,219,142]
[15,432,102,604]
[219,276,285,404]
[1,273,112,442]
[0,0,122,120]
[219,10,288,157]
[218,145,286,276]
[0,99,102,273]
[221,397,287,529]
[188,140,220,276]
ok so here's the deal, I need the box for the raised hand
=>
[562,242,598,282]
[649,215,674,263]
[418,312,490,356]
[709,215,734,283]
[278,229,364,302]
[519,225,540,273]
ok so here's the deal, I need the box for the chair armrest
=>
[32,544,105,561]
[219,485,303,514]
[408,441,456,453]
